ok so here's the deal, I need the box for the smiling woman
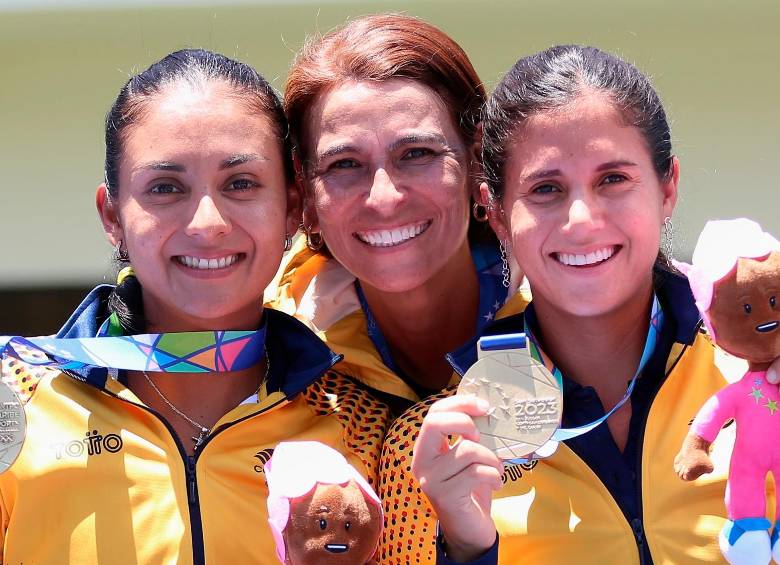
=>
[270,14,520,414]
[386,45,742,565]
[0,49,388,564]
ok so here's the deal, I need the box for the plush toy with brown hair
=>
[265,441,382,565]
[673,219,780,565]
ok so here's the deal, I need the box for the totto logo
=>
[51,429,124,459]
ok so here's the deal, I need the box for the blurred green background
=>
[1,0,778,333]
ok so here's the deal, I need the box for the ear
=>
[480,182,510,243]
[285,180,303,238]
[95,183,123,247]
[661,156,680,220]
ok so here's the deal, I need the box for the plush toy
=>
[673,218,780,565]
[265,441,382,565]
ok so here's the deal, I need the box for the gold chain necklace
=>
[142,349,269,448]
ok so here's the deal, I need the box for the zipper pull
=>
[186,455,199,506]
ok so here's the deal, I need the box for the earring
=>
[304,226,324,252]
[283,233,293,252]
[662,216,674,262]
[472,201,489,222]
[115,239,130,262]
[499,240,511,289]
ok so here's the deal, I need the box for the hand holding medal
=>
[457,334,562,462]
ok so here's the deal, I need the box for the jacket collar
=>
[56,285,341,395]
[448,268,701,376]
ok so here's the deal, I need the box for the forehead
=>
[307,78,458,145]
[505,93,650,173]
[122,80,279,162]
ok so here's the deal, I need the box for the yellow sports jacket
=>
[379,274,757,565]
[269,237,517,413]
[0,287,389,565]
[269,237,444,408]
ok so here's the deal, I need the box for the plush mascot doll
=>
[674,218,780,565]
[265,441,382,565]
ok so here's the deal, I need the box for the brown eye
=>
[771,296,777,308]
[744,303,752,314]
[319,519,327,530]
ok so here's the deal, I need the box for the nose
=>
[364,168,404,215]
[562,194,603,236]
[185,195,232,239]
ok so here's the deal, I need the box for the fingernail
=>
[476,398,490,411]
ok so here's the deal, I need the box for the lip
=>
[325,544,348,553]
[353,220,432,248]
[171,253,245,278]
[756,321,779,333]
[551,245,621,268]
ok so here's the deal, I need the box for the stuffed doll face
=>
[708,251,780,364]
[283,479,381,565]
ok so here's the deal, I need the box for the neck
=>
[360,239,478,390]
[127,358,267,456]
[143,303,264,334]
[532,282,654,405]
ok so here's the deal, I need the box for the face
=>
[708,252,780,363]
[284,480,381,565]
[489,93,678,318]
[302,79,473,293]
[97,81,298,331]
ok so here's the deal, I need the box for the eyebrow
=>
[316,144,357,164]
[220,153,266,170]
[388,133,449,152]
[137,161,186,173]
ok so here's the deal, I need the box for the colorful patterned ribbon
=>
[0,316,266,373]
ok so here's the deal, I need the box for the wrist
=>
[438,523,496,563]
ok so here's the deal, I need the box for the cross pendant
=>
[192,427,209,448]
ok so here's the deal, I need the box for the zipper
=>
[75,375,288,565]
[627,338,691,565]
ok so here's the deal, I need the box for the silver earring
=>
[115,239,130,262]
[283,233,293,252]
[662,216,674,262]
[499,240,511,289]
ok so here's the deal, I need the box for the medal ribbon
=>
[526,294,664,442]
[0,313,267,373]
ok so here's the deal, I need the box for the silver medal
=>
[0,379,26,473]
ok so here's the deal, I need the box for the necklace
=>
[142,349,270,448]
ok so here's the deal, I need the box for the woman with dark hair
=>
[383,45,739,564]
[269,14,522,414]
[0,49,388,563]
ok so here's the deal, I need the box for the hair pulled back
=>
[285,14,493,246]
[482,45,673,199]
[104,48,290,332]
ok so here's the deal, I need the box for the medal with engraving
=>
[0,380,26,473]
[458,334,562,460]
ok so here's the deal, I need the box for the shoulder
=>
[302,370,390,484]
[1,348,58,405]
[266,237,360,332]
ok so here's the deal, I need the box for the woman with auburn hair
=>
[271,14,524,414]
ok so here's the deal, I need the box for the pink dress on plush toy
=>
[692,371,780,521]
[674,218,780,565]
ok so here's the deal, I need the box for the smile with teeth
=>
[354,220,431,248]
[175,254,242,270]
[554,246,618,267]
